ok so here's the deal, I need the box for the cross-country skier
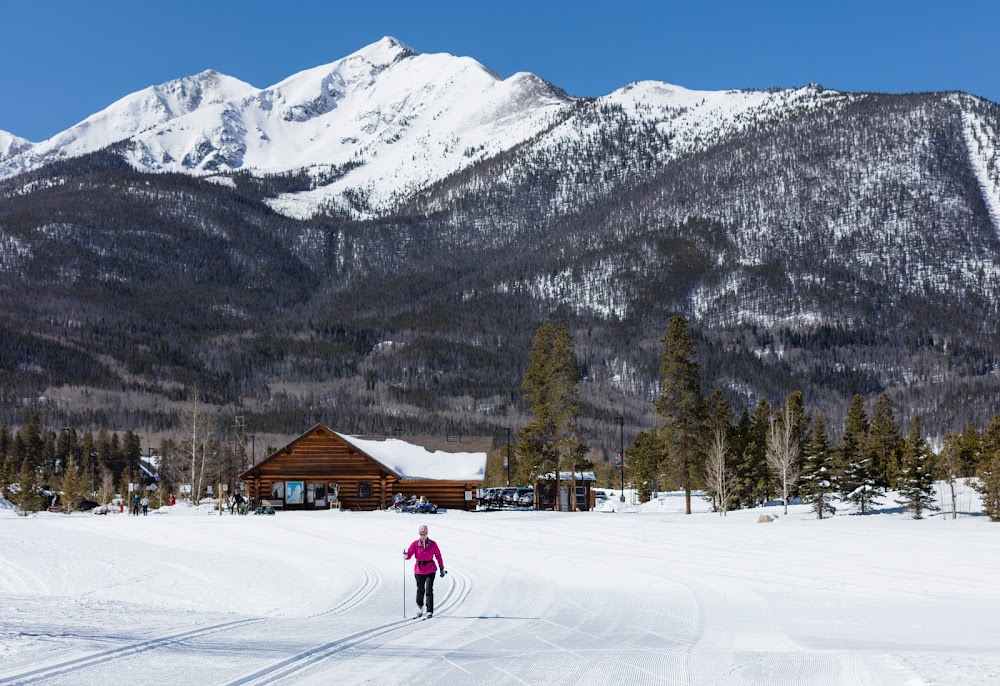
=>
[403,524,445,618]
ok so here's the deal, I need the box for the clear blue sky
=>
[2,0,998,142]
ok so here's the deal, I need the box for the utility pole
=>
[505,427,511,487]
[616,416,625,502]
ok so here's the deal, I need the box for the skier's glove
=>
[403,551,408,559]
[439,569,447,578]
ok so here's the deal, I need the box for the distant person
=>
[140,495,149,516]
[168,495,176,506]
[403,524,446,619]
[131,494,141,516]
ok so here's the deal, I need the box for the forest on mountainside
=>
[1,92,1000,455]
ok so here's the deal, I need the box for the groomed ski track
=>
[3,506,999,684]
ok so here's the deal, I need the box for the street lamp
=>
[504,428,511,487]
[615,416,625,502]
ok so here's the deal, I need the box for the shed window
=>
[359,481,372,498]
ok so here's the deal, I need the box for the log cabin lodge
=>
[239,424,491,511]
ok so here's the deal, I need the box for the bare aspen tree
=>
[179,401,217,504]
[766,403,801,515]
[705,428,735,516]
[98,467,115,505]
[940,432,961,520]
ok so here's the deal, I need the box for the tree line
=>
[486,316,1000,522]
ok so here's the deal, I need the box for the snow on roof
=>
[335,433,487,481]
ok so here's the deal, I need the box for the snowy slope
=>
[0,130,31,160]
[1,485,999,685]
[0,37,573,219]
[1,70,258,177]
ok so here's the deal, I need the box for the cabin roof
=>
[240,424,490,482]
[338,434,489,481]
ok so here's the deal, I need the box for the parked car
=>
[518,490,534,507]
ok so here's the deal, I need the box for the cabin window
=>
[359,481,372,498]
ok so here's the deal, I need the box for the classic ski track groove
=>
[0,553,382,685]
[0,618,265,686]
[223,567,472,686]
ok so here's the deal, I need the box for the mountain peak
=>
[348,36,416,67]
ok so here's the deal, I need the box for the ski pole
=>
[402,555,406,618]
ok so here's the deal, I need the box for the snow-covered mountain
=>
[4,37,1000,437]
[0,38,573,217]
[0,70,258,178]
[0,38,883,221]
[0,130,31,160]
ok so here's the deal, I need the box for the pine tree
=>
[14,458,43,516]
[728,408,754,508]
[0,455,14,499]
[655,316,705,515]
[746,400,774,506]
[975,416,1000,522]
[0,426,10,462]
[840,394,879,514]
[515,322,585,507]
[958,423,981,478]
[800,412,837,519]
[869,393,903,489]
[897,417,937,519]
[629,431,665,503]
[60,453,82,513]
[18,413,43,470]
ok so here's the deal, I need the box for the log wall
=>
[243,427,479,511]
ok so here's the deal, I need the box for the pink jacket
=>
[405,538,444,575]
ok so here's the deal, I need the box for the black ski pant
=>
[415,572,436,613]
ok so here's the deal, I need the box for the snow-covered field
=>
[2,487,999,685]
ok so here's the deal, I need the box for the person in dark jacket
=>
[403,524,445,618]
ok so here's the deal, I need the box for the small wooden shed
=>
[239,424,491,511]
[534,471,598,511]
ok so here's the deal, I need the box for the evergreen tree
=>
[840,394,879,514]
[18,413,43,469]
[958,423,981,478]
[515,322,585,505]
[975,416,1000,522]
[0,455,13,498]
[628,430,665,503]
[869,393,903,489]
[0,426,10,462]
[14,458,44,515]
[96,429,112,481]
[41,428,57,476]
[124,430,143,481]
[897,417,937,519]
[746,400,774,506]
[800,412,837,519]
[655,316,705,515]
[60,452,82,513]
[80,430,96,495]
[727,408,753,508]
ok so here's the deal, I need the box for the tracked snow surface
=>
[1,482,999,685]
